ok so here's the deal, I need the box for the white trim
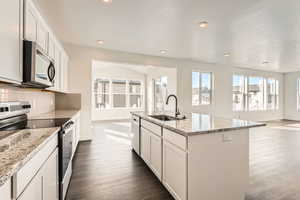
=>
[192,71,213,106]
[232,74,279,112]
[93,77,144,110]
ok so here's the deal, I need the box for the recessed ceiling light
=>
[224,53,230,57]
[262,61,269,64]
[198,21,208,28]
[102,0,112,3]
[97,40,104,45]
[160,50,167,54]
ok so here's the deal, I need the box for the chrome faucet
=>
[166,94,180,118]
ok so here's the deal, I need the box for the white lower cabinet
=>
[17,170,43,200]
[141,127,162,180]
[149,133,162,180]
[163,141,187,200]
[17,148,58,200]
[42,149,59,200]
[0,179,11,200]
[15,133,59,200]
[141,128,151,164]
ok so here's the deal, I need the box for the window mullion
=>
[199,73,202,105]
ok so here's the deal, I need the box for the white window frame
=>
[93,78,144,110]
[192,71,213,106]
[232,75,247,111]
[247,76,265,111]
[232,74,279,112]
[297,79,300,111]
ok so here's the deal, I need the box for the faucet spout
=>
[166,94,180,118]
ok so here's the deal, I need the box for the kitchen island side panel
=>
[188,129,249,200]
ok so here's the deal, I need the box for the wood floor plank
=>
[66,121,300,200]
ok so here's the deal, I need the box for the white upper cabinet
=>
[23,0,69,93]
[0,0,22,83]
[48,35,55,59]
[60,52,69,93]
[24,0,37,42]
[36,21,48,52]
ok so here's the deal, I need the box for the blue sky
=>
[192,72,210,88]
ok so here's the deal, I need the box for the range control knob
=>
[22,105,31,109]
[0,107,9,112]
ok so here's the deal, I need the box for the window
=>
[266,79,279,110]
[233,75,246,111]
[298,79,300,111]
[93,78,143,109]
[232,75,279,111]
[129,81,142,108]
[94,79,110,109]
[153,76,168,112]
[192,72,212,106]
[112,80,126,108]
[248,77,264,111]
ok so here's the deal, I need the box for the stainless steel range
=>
[0,101,74,200]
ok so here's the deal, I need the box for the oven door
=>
[34,49,55,87]
[59,125,74,200]
[61,127,73,180]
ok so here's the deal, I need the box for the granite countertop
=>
[29,110,80,120]
[0,127,60,186]
[132,112,265,136]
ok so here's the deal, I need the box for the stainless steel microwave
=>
[23,40,55,88]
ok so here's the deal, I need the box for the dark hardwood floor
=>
[66,121,300,200]
[66,121,173,200]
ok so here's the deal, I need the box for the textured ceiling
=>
[34,0,300,72]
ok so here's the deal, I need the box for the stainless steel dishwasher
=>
[131,115,140,155]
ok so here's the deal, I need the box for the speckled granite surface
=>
[132,112,265,136]
[0,127,59,186]
[29,110,80,120]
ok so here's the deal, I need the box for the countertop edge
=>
[0,127,60,187]
[132,112,266,137]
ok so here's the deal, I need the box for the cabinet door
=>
[17,171,42,200]
[163,141,187,200]
[0,179,11,200]
[37,21,48,52]
[60,52,69,92]
[24,0,37,42]
[141,128,150,164]
[131,121,139,154]
[54,44,61,91]
[150,133,162,180]
[48,36,55,59]
[42,149,59,200]
[0,0,22,83]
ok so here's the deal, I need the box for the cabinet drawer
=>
[141,119,162,137]
[163,129,187,151]
[15,133,58,197]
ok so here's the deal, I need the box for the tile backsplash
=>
[0,83,55,117]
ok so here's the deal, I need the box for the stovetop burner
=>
[0,114,70,131]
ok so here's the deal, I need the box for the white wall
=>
[0,83,55,117]
[91,61,146,121]
[284,71,300,120]
[65,43,284,140]
[178,66,284,121]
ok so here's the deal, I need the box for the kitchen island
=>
[131,112,265,200]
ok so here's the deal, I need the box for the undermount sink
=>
[149,114,184,121]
